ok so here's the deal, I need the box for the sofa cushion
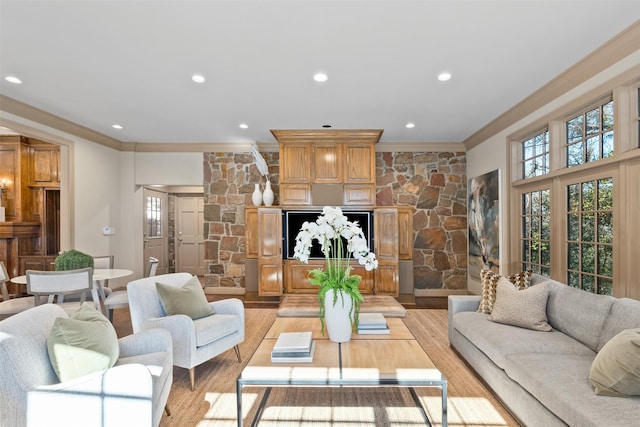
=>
[156,276,213,320]
[452,311,594,370]
[489,278,551,331]
[477,269,531,314]
[545,279,613,352]
[590,328,640,396]
[194,313,242,347]
[597,298,640,351]
[47,303,119,382]
[504,352,640,427]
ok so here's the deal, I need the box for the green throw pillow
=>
[590,328,640,396]
[47,302,120,382]
[156,276,213,320]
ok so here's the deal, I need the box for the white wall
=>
[134,152,203,185]
[466,50,640,295]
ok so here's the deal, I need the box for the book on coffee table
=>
[271,331,315,362]
[357,312,390,334]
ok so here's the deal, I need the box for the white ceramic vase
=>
[252,183,263,206]
[263,180,274,206]
[323,289,354,343]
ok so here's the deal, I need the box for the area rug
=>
[276,294,407,318]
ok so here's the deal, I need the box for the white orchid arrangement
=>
[293,206,378,333]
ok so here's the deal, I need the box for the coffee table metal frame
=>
[236,317,447,427]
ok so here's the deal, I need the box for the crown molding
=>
[463,19,640,150]
[375,141,465,152]
[0,95,123,150]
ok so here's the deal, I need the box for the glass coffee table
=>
[237,317,447,426]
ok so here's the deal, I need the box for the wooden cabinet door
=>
[344,142,375,183]
[258,208,283,296]
[397,206,414,260]
[281,143,311,183]
[280,184,311,206]
[373,208,399,296]
[312,143,342,183]
[244,207,258,258]
[31,146,59,183]
[343,183,376,206]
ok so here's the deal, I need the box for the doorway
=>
[143,188,168,275]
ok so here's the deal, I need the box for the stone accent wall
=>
[203,151,279,289]
[376,152,467,290]
[203,149,466,292]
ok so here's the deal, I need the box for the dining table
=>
[10,268,134,314]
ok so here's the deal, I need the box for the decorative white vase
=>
[251,183,263,206]
[263,180,274,206]
[323,289,354,343]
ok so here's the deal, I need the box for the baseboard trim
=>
[204,287,246,296]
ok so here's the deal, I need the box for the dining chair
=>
[26,267,99,315]
[92,254,115,300]
[104,256,158,322]
[0,261,38,320]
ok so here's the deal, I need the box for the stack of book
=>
[271,331,315,363]
[357,312,390,334]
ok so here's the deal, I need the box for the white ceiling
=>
[1,1,639,146]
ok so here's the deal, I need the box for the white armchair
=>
[127,272,245,390]
[0,304,173,427]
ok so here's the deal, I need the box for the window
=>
[522,131,549,178]
[146,196,162,238]
[566,178,613,294]
[566,99,614,167]
[521,189,551,275]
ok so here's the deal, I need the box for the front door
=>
[143,188,168,275]
[176,195,206,276]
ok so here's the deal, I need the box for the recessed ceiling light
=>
[405,123,416,129]
[5,76,22,84]
[438,72,452,82]
[112,124,123,130]
[314,72,328,82]
[192,74,206,83]
[239,123,249,129]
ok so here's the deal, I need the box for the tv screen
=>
[284,210,373,259]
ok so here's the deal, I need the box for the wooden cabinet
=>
[397,206,414,260]
[284,259,374,294]
[29,142,60,184]
[312,142,342,183]
[280,143,311,183]
[244,207,259,258]
[373,208,399,296]
[273,130,381,207]
[257,208,283,296]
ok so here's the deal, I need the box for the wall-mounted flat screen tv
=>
[284,210,373,259]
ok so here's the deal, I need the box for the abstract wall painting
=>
[468,169,500,279]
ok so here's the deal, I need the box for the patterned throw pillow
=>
[477,269,532,314]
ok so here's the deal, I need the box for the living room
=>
[1,2,640,426]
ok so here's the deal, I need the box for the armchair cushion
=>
[194,312,243,347]
[156,276,212,320]
[47,303,119,382]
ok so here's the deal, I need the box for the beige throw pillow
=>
[156,276,213,320]
[477,269,532,314]
[488,277,552,331]
[590,328,640,396]
[47,302,120,382]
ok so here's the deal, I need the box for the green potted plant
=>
[54,249,94,271]
[293,206,378,342]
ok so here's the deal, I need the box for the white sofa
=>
[448,275,640,426]
[0,304,173,427]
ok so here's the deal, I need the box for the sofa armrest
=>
[448,295,481,314]
[448,295,481,343]
[118,328,172,358]
[29,364,154,427]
